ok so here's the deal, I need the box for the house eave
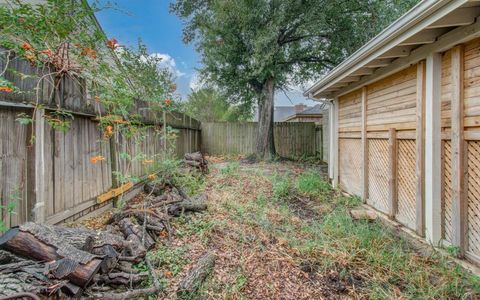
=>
[304,0,474,99]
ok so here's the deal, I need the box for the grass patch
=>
[295,171,331,199]
[220,161,240,176]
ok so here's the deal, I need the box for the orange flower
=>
[164,99,172,106]
[25,52,36,62]
[106,38,118,49]
[40,49,53,57]
[21,42,32,50]
[94,95,101,103]
[0,86,13,93]
[142,159,154,165]
[147,173,156,181]
[81,47,97,59]
[103,125,113,139]
[90,155,105,164]
[164,271,173,278]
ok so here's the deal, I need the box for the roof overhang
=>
[305,0,480,100]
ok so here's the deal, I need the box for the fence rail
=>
[201,122,322,159]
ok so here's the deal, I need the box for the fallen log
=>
[177,252,215,298]
[0,226,103,288]
[144,182,169,196]
[93,272,148,285]
[118,218,155,250]
[168,193,208,217]
[92,286,162,300]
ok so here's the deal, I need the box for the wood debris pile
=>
[184,151,209,174]
[0,181,208,299]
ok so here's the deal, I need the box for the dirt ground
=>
[79,158,480,300]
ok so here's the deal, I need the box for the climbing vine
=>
[0,0,184,206]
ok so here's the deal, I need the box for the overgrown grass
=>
[219,161,240,176]
[160,161,480,299]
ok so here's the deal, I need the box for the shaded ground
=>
[79,158,480,299]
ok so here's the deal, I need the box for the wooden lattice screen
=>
[442,140,453,243]
[368,139,389,213]
[339,138,363,196]
[467,141,480,257]
[396,139,417,230]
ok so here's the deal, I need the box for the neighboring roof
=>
[253,106,314,121]
[305,0,480,99]
[296,104,325,115]
[283,104,326,121]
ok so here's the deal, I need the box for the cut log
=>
[118,218,155,250]
[93,272,148,285]
[184,152,204,161]
[184,152,209,174]
[0,227,102,288]
[168,193,208,217]
[177,252,215,298]
[144,182,169,196]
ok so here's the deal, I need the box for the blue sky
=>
[94,0,317,106]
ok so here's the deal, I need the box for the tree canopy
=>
[172,0,418,158]
[182,87,252,122]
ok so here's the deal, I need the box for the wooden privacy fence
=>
[201,122,322,158]
[0,105,201,228]
[0,50,202,228]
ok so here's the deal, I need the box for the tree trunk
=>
[256,78,276,159]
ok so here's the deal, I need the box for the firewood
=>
[0,226,103,288]
[184,152,204,161]
[177,252,216,298]
[144,182,169,196]
[93,272,148,285]
[118,218,155,250]
[168,193,208,217]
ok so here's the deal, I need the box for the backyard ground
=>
[80,157,480,300]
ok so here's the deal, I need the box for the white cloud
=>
[149,53,186,78]
[189,72,202,91]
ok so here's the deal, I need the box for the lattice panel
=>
[396,139,416,230]
[368,139,389,213]
[467,141,480,257]
[443,141,453,242]
[339,138,362,196]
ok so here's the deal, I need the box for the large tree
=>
[182,87,252,122]
[171,0,418,159]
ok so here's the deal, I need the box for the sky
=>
[94,0,318,107]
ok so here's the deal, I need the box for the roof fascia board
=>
[304,0,467,97]
[332,17,480,98]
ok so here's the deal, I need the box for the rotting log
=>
[93,272,148,285]
[0,227,102,288]
[177,252,215,298]
[168,193,208,217]
[92,286,162,300]
[118,218,155,250]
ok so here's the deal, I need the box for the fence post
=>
[32,109,46,223]
[109,132,119,207]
